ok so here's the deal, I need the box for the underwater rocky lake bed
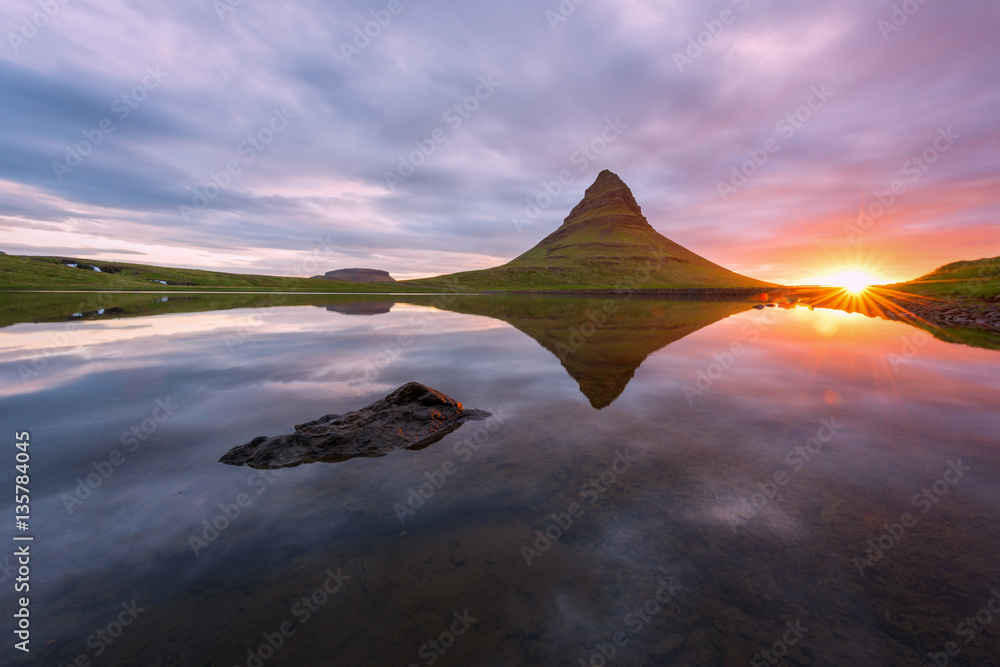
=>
[1,291,999,666]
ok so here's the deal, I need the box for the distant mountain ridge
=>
[409,169,774,290]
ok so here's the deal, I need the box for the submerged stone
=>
[218,382,491,469]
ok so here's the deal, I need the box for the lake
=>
[2,291,999,666]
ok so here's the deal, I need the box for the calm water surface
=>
[1,293,999,666]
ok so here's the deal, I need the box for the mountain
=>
[3,171,772,293]
[407,169,774,290]
[313,268,395,283]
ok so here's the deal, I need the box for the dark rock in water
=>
[753,304,766,310]
[311,268,395,283]
[218,382,490,469]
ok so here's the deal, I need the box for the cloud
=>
[1,0,998,283]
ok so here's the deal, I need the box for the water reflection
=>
[438,295,752,408]
[5,289,993,410]
[324,301,395,316]
[2,292,755,409]
[1,293,999,666]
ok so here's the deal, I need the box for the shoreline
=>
[504,287,787,297]
[500,286,1000,334]
[881,294,1000,331]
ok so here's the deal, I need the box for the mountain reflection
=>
[2,291,993,409]
[435,295,751,408]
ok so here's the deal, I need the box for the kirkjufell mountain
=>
[413,169,773,289]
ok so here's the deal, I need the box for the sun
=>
[822,270,879,294]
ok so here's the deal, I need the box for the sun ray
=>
[794,283,952,346]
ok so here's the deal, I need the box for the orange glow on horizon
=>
[805,247,899,291]
[818,270,881,293]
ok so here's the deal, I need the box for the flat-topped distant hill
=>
[313,268,395,283]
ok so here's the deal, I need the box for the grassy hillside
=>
[891,256,1000,300]
[0,255,426,293]
[408,229,774,290]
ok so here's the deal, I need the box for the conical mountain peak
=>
[411,167,775,290]
[562,169,645,228]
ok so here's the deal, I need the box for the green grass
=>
[0,249,773,294]
[890,256,1000,301]
[408,226,775,291]
[0,255,429,293]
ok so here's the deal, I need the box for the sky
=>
[1,0,998,285]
